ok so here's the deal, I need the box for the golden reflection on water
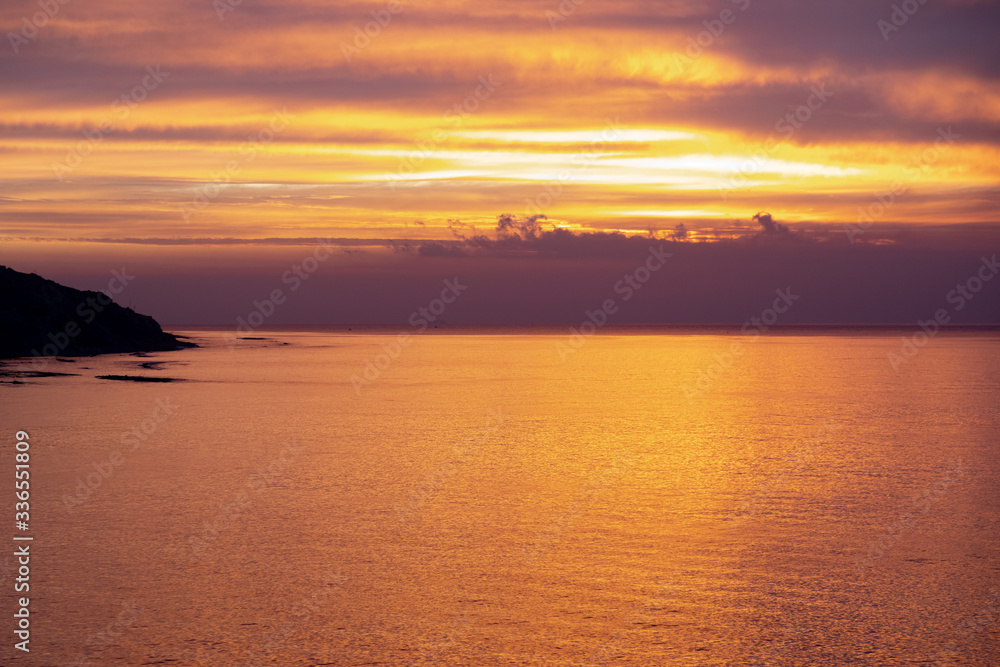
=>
[4,330,999,665]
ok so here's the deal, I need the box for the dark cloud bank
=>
[15,213,998,327]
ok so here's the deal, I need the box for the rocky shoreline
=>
[0,265,195,359]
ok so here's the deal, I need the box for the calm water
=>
[2,329,999,666]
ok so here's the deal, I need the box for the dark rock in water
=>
[0,369,78,378]
[0,265,195,359]
[97,375,183,383]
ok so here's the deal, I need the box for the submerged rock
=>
[96,375,184,383]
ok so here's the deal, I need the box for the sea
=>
[2,328,999,666]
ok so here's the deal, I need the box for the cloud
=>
[9,222,998,326]
[395,212,816,260]
[2,0,998,256]
[753,211,789,236]
[495,213,545,239]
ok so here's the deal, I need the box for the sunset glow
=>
[3,0,998,246]
[4,4,1000,665]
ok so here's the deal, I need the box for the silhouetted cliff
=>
[0,265,194,358]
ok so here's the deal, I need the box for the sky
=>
[1,0,998,324]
